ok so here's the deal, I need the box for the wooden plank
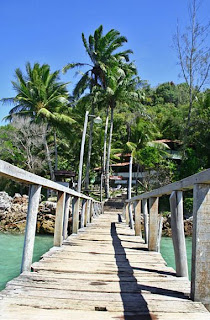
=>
[0,210,209,320]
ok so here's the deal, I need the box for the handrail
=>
[0,160,92,200]
[0,159,103,273]
[123,167,210,309]
[126,168,210,202]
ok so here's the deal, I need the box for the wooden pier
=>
[0,160,209,319]
[0,210,209,319]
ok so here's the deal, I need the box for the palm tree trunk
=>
[54,131,58,171]
[84,104,95,190]
[43,130,55,181]
[103,107,109,174]
[105,106,114,199]
[135,163,140,195]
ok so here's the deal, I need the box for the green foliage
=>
[184,197,193,216]
[0,24,209,194]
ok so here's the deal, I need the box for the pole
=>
[77,111,89,193]
[128,156,134,229]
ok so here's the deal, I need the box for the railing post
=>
[80,199,86,228]
[54,191,66,246]
[63,194,71,240]
[142,198,149,244]
[157,214,163,253]
[170,191,188,277]
[84,200,89,226]
[87,200,91,223]
[89,200,93,223]
[148,197,159,251]
[21,184,42,273]
[125,203,129,225]
[191,183,210,308]
[129,203,134,229]
[134,200,142,237]
[72,197,80,234]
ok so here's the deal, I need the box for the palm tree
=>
[2,62,75,180]
[95,68,143,198]
[63,25,133,190]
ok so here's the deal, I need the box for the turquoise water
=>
[160,237,192,279]
[0,233,53,290]
[0,234,192,291]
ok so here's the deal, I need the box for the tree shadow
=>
[111,221,188,319]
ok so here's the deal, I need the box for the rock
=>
[39,220,55,234]
[0,191,13,210]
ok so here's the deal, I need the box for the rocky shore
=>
[0,191,72,234]
[162,213,193,237]
[0,191,193,236]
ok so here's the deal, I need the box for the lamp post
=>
[77,111,102,193]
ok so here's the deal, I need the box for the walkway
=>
[0,211,209,319]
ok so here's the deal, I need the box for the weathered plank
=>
[0,210,209,320]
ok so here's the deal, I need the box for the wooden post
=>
[122,205,126,220]
[142,198,149,244]
[21,184,42,273]
[134,200,142,237]
[72,197,80,234]
[157,215,163,253]
[129,203,134,229]
[148,197,159,251]
[170,191,188,277]
[63,194,71,240]
[54,191,66,246]
[125,203,129,225]
[89,200,93,223]
[128,156,134,229]
[84,200,88,227]
[87,200,91,223]
[191,184,210,308]
[80,199,86,228]
[101,201,104,214]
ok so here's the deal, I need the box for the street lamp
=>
[77,111,102,193]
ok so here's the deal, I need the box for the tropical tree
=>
[97,70,143,198]
[63,25,134,190]
[2,62,75,180]
[174,0,210,130]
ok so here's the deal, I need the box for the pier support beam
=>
[170,191,188,277]
[142,199,149,244]
[80,199,86,228]
[148,197,159,251]
[134,200,142,237]
[125,203,129,225]
[63,194,71,240]
[21,184,42,273]
[191,184,210,309]
[72,197,80,234]
[54,191,66,246]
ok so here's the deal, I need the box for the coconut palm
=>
[94,69,143,198]
[63,25,133,190]
[2,62,75,180]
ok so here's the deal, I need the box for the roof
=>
[94,162,130,171]
[54,170,76,178]
[153,139,182,144]
[114,153,131,157]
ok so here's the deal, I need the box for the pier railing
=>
[0,160,103,273]
[124,168,210,308]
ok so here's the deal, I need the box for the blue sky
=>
[0,0,209,123]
